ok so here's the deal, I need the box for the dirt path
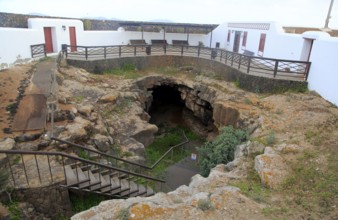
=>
[0,63,35,138]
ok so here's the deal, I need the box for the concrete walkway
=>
[12,58,56,131]
[164,140,201,191]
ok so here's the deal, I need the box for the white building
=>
[0,18,337,106]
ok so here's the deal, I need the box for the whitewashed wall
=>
[0,28,44,69]
[307,37,338,106]
[28,18,84,53]
[209,22,304,60]
[78,30,206,46]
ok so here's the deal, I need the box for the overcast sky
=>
[0,0,337,29]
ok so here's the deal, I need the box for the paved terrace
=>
[63,44,311,82]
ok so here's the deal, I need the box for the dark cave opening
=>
[148,85,186,127]
[147,85,215,136]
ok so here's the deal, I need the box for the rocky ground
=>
[0,61,337,219]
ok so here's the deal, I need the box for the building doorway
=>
[233,31,241,53]
[300,38,314,61]
[43,27,54,53]
[69,27,77,52]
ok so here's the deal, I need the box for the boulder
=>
[78,104,94,117]
[92,134,113,152]
[58,117,91,142]
[0,203,10,220]
[0,138,15,162]
[99,93,119,103]
[130,119,158,147]
[254,147,288,189]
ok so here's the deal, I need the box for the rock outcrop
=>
[254,147,289,189]
[72,164,266,220]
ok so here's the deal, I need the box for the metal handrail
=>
[51,131,189,171]
[51,137,151,169]
[65,44,311,81]
[0,149,165,188]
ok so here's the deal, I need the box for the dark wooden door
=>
[69,27,77,52]
[44,27,53,53]
[233,31,241,53]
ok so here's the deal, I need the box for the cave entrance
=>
[147,85,214,137]
[148,85,186,128]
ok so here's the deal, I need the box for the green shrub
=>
[198,126,247,177]
[265,130,276,145]
[197,198,214,211]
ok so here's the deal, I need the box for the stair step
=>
[69,161,82,169]
[80,164,92,171]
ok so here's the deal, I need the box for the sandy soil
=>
[0,64,35,138]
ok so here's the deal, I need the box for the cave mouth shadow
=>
[147,85,214,136]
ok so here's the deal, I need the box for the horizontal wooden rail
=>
[65,44,311,81]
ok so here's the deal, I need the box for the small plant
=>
[198,126,247,177]
[265,130,276,145]
[70,193,106,213]
[243,98,252,104]
[234,78,240,88]
[78,150,90,160]
[197,198,214,211]
[117,207,130,220]
[275,108,283,114]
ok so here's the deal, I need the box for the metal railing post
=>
[198,46,200,57]
[247,58,251,74]
[104,47,107,59]
[21,155,29,186]
[134,46,137,56]
[181,45,184,56]
[7,156,16,186]
[85,47,88,60]
[119,46,122,57]
[34,155,42,184]
[47,155,54,183]
[238,54,242,69]
[274,61,279,78]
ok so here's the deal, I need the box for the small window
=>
[227,30,231,44]
[216,42,220,48]
[242,31,248,48]
[258,33,266,56]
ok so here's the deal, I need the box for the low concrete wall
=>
[67,55,307,93]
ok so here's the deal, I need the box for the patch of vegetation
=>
[6,103,18,115]
[265,130,276,145]
[74,95,84,103]
[234,78,240,88]
[145,127,199,178]
[70,193,107,213]
[197,198,214,211]
[232,166,271,203]
[78,149,91,160]
[281,150,338,215]
[304,129,324,146]
[198,126,247,177]
[117,207,130,220]
[262,206,288,216]
[243,97,252,104]
[112,97,133,115]
[5,202,21,220]
[104,63,141,79]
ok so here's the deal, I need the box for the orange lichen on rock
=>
[129,203,174,220]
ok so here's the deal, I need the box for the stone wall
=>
[67,55,308,94]
[13,184,73,219]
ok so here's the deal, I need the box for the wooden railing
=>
[64,44,311,81]
[30,44,46,58]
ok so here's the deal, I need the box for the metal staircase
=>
[0,132,189,198]
[0,150,164,198]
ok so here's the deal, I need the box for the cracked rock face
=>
[71,164,266,220]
